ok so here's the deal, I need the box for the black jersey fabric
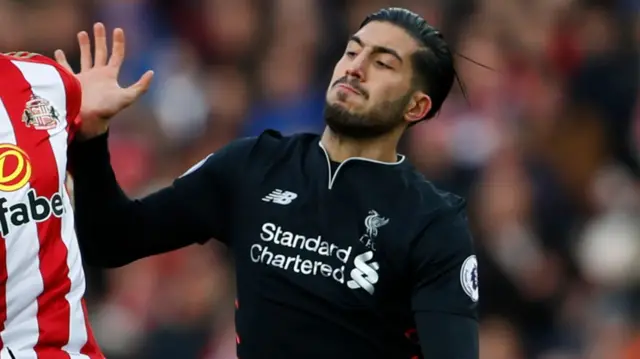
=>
[69,130,479,359]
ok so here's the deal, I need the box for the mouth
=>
[336,84,362,96]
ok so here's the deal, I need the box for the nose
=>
[345,67,364,81]
[345,57,365,82]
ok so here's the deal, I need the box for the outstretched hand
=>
[55,23,154,139]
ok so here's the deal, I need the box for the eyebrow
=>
[349,35,403,64]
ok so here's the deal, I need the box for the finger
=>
[78,31,92,72]
[125,70,154,102]
[93,22,108,67]
[108,28,125,70]
[54,50,74,73]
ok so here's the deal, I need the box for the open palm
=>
[55,23,154,139]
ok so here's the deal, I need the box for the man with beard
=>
[62,7,479,359]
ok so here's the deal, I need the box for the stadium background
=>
[1,0,639,358]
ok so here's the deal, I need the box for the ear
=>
[404,93,432,124]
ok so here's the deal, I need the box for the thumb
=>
[125,70,154,102]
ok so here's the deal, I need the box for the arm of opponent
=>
[68,134,253,268]
[411,205,480,358]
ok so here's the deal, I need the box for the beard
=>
[323,91,412,140]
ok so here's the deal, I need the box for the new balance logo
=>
[262,189,298,205]
[347,251,379,295]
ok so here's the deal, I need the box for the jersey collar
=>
[317,141,406,165]
[316,140,407,190]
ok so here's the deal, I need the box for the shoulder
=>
[212,129,316,158]
[421,182,466,222]
[401,170,466,219]
[245,129,320,163]
[405,175,471,247]
[3,51,61,68]
[1,52,80,94]
[0,52,82,123]
[253,129,319,149]
[182,129,319,176]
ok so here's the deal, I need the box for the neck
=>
[320,126,402,163]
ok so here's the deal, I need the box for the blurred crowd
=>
[1,0,639,358]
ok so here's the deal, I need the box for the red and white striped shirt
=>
[0,52,103,359]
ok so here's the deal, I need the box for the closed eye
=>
[345,51,357,58]
[375,61,393,69]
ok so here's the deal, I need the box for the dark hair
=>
[360,7,455,122]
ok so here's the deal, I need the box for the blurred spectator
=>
[2,0,638,357]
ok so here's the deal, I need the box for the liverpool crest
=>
[359,209,389,251]
[22,94,60,130]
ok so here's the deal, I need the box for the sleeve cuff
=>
[68,131,111,175]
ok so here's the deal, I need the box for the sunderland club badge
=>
[22,94,60,130]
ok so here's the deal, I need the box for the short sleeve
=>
[410,205,478,318]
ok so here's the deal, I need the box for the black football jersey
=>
[70,130,479,359]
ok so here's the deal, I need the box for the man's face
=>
[325,21,428,138]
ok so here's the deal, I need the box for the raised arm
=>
[69,134,253,268]
[57,22,232,267]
